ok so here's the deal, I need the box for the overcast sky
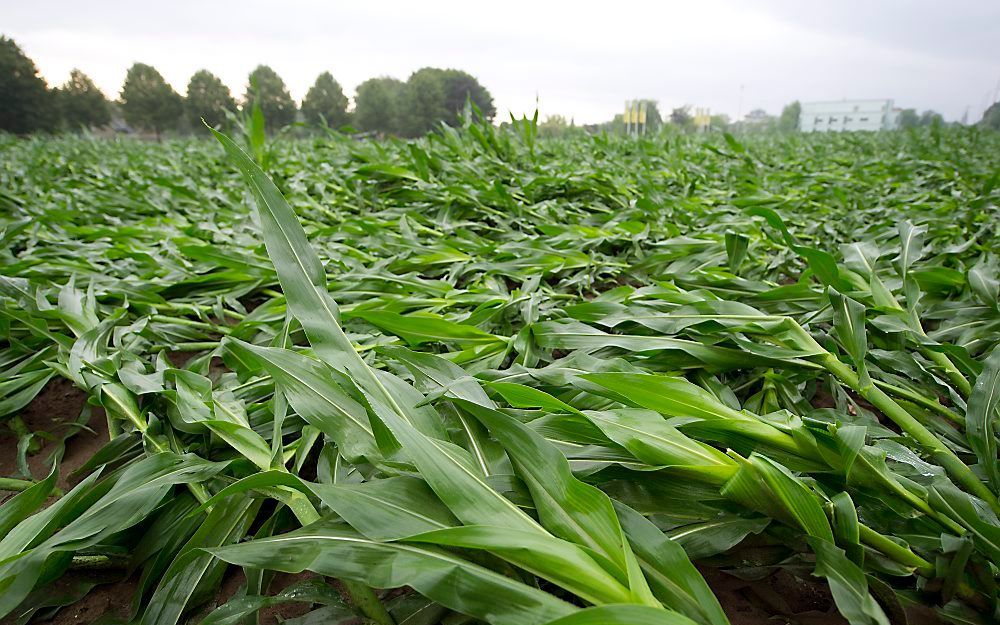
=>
[2,0,998,124]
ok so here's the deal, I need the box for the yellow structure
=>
[694,107,711,132]
[624,100,649,135]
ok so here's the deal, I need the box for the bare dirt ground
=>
[2,380,943,625]
[0,378,107,492]
[701,568,847,625]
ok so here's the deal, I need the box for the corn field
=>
[1,120,999,625]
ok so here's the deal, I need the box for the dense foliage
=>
[979,102,1000,131]
[244,65,298,131]
[354,76,407,134]
[300,71,350,129]
[0,36,497,137]
[55,69,112,130]
[0,36,57,134]
[778,100,801,132]
[0,123,999,625]
[120,63,185,137]
[185,70,237,130]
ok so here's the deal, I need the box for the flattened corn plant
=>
[0,119,998,625]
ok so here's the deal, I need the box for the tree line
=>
[0,36,495,137]
[5,34,998,139]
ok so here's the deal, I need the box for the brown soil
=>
[21,570,858,625]
[703,568,847,625]
[23,573,138,625]
[810,384,837,410]
[12,567,947,625]
[0,379,321,625]
[124,568,344,625]
[201,569,321,625]
[0,378,108,492]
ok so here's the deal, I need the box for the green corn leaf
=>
[169,370,272,470]
[532,320,779,370]
[383,346,494,407]
[222,339,380,463]
[928,480,1000,562]
[309,476,459,541]
[965,346,1000,492]
[829,287,871,388]
[582,408,736,474]
[404,525,636,606]
[831,492,864,566]
[140,496,260,625]
[210,127,418,441]
[0,469,106,565]
[208,519,577,625]
[809,538,890,625]
[489,381,581,414]
[0,368,53,420]
[724,231,749,274]
[197,580,349,625]
[352,310,503,346]
[720,453,834,542]
[666,516,770,560]
[968,260,999,311]
[722,455,889,625]
[132,494,205,613]
[455,399,660,607]
[370,393,541,534]
[382,347,508,474]
[746,206,849,290]
[894,221,926,277]
[539,604,700,625]
[0,466,57,538]
[577,373,801,456]
[579,373,747,423]
[0,453,229,617]
[614,501,731,625]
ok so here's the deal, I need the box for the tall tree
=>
[778,101,801,133]
[353,76,404,135]
[710,114,731,131]
[185,69,236,130]
[670,106,694,131]
[244,65,296,130]
[301,72,349,128]
[439,69,496,122]
[57,69,111,130]
[919,109,943,126]
[403,67,450,136]
[0,36,57,134]
[402,67,496,136]
[120,63,183,138]
[538,114,571,138]
[981,102,1000,131]
[898,108,920,129]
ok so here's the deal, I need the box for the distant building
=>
[799,100,899,132]
[743,108,773,125]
